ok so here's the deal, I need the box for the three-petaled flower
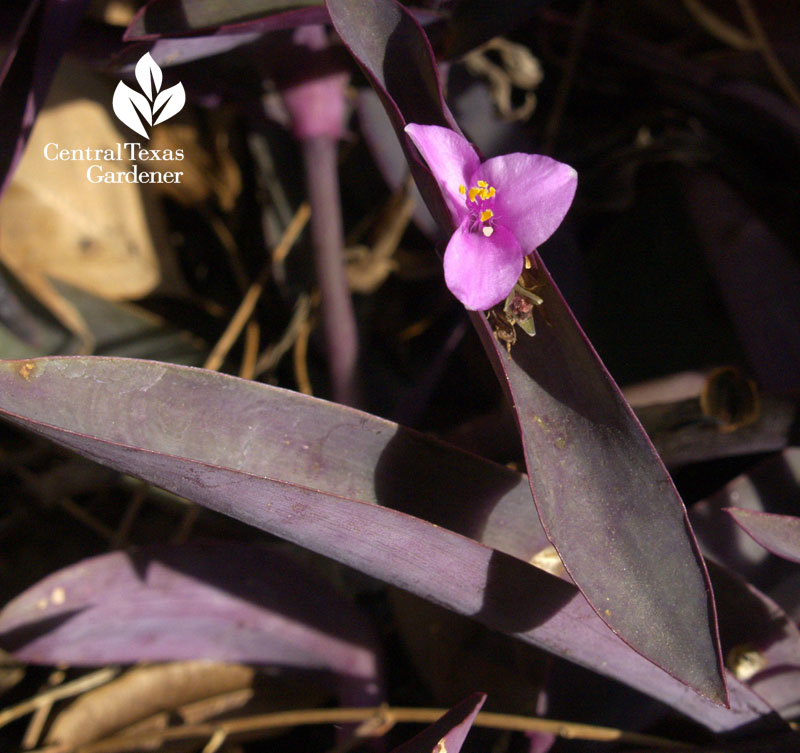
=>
[405,124,578,311]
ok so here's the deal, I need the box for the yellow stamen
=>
[480,209,494,222]
[463,182,497,203]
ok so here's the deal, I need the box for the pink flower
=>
[405,124,578,311]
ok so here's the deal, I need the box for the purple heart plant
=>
[1,0,800,751]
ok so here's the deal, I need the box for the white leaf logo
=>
[112,53,185,139]
[135,52,162,101]
[112,83,151,139]
[153,83,186,126]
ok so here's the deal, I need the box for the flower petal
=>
[443,221,523,310]
[477,153,577,252]
[405,124,480,226]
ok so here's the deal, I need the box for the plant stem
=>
[302,136,360,406]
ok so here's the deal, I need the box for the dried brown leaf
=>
[45,662,254,747]
[0,64,164,301]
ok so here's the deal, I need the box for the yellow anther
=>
[480,209,494,222]
[465,182,497,203]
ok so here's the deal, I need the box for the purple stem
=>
[302,136,360,406]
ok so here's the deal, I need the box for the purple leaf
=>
[724,509,800,566]
[327,0,727,707]
[0,356,773,731]
[690,450,800,584]
[0,542,381,706]
[710,561,800,719]
[125,0,328,40]
[113,34,265,72]
[471,264,727,706]
[124,0,440,42]
[0,0,92,196]
[327,0,458,232]
[389,693,485,753]
[679,168,800,398]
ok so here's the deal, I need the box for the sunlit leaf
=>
[0,542,381,707]
[0,356,777,731]
[725,509,800,565]
[326,0,727,707]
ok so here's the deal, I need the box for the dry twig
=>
[0,668,118,732]
[681,0,757,51]
[204,202,310,372]
[736,0,800,109]
[29,705,692,753]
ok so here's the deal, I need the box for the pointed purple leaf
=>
[327,0,727,707]
[690,450,800,583]
[470,265,727,706]
[0,542,381,705]
[389,693,485,753]
[680,169,800,397]
[724,509,800,566]
[125,0,327,40]
[0,0,92,196]
[710,561,800,719]
[0,356,772,731]
[326,0,458,232]
[124,0,440,42]
[113,35,265,73]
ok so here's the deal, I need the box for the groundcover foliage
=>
[0,1,799,751]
